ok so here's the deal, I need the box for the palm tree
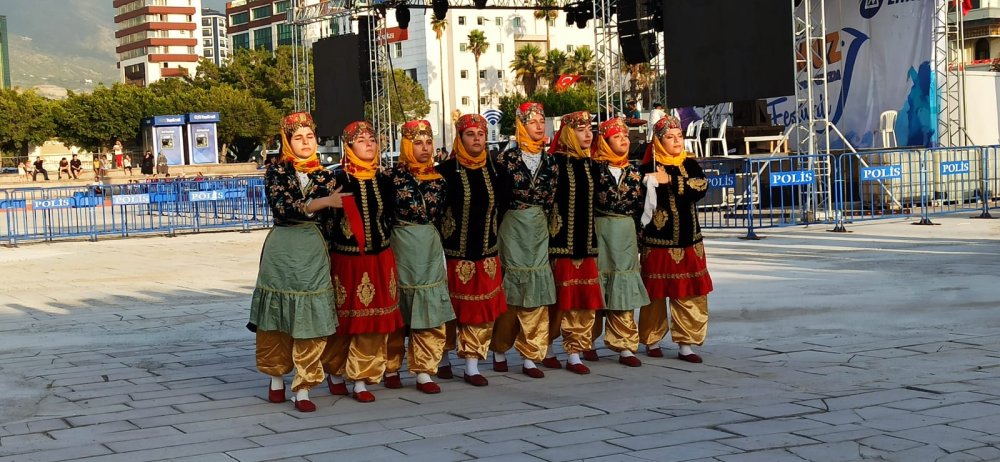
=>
[467,29,489,113]
[533,0,558,50]
[567,46,596,84]
[544,49,568,89]
[510,44,545,97]
[432,17,448,145]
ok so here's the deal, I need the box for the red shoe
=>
[353,390,376,403]
[437,365,454,379]
[522,366,544,379]
[293,399,316,412]
[646,346,664,358]
[541,357,562,369]
[618,355,642,367]
[565,362,591,374]
[267,386,286,403]
[463,373,489,386]
[493,358,509,372]
[416,381,441,394]
[327,376,348,395]
[384,374,403,389]
[677,352,703,363]
[582,349,599,361]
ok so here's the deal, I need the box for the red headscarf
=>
[548,111,592,159]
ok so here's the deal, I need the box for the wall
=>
[965,71,1000,145]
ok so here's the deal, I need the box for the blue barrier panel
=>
[696,157,754,229]
[983,146,1000,217]
[921,147,985,218]
[834,149,922,224]
[744,153,836,228]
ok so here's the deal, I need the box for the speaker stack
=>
[617,0,659,65]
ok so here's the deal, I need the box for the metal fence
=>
[1,178,271,246]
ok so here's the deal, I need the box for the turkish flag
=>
[554,74,581,92]
[958,0,972,15]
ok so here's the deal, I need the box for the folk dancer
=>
[586,117,650,366]
[489,102,558,379]
[323,121,405,402]
[637,115,714,363]
[436,114,507,386]
[248,112,342,412]
[384,120,456,394]
[542,110,605,374]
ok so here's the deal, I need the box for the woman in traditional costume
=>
[248,112,342,412]
[637,115,714,363]
[323,121,404,402]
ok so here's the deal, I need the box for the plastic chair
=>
[684,120,704,157]
[704,119,729,157]
[879,110,898,148]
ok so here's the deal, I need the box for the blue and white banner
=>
[767,0,935,149]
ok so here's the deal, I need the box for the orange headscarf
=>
[515,102,545,154]
[399,119,442,181]
[591,117,629,168]
[342,121,379,180]
[280,112,322,173]
[453,114,488,170]
[549,111,592,159]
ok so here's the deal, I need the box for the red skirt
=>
[551,257,605,312]
[641,243,714,299]
[330,249,404,335]
[446,256,507,324]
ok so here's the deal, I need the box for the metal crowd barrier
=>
[0,177,270,246]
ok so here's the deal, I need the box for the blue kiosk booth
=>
[141,112,221,166]
[187,112,221,165]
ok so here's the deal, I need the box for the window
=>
[202,27,212,37]
[230,12,249,25]
[495,17,502,26]
[253,27,273,51]
[203,39,213,47]
[275,0,291,14]
[458,16,466,25]
[277,23,293,45]
[496,43,503,52]
[497,70,504,78]
[251,6,271,20]
[512,17,522,27]
[460,43,468,52]
[477,17,484,25]
[461,70,469,79]
[202,18,211,26]
[975,38,990,61]
[566,45,574,52]
[480,97,488,105]
[205,48,214,57]
[405,68,417,81]
[479,70,486,79]
[394,42,403,58]
[462,96,470,105]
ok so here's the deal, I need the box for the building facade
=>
[226,0,332,52]
[202,8,229,66]
[0,15,10,89]
[960,0,1000,69]
[114,0,204,86]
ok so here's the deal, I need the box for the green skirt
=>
[389,224,456,330]
[498,206,557,307]
[249,224,338,339]
[596,216,650,311]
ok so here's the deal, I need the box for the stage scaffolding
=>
[934,0,972,147]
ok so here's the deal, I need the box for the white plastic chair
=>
[879,110,898,148]
[704,119,729,157]
[684,120,704,157]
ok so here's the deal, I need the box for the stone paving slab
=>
[1,217,999,461]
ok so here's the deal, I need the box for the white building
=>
[359,8,599,144]
[201,8,229,66]
[114,0,204,86]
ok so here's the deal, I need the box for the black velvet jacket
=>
[436,158,499,260]
[389,164,448,226]
[547,154,597,258]
[264,161,338,242]
[494,147,558,219]
[638,157,709,248]
[329,170,395,255]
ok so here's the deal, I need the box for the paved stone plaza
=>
[1,216,998,462]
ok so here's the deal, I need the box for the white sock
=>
[329,375,345,385]
[621,350,635,358]
[647,343,661,351]
[679,344,694,356]
[295,389,309,402]
[523,359,537,369]
[270,377,284,390]
[354,381,368,393]
[385,372,399,378]
[568,353,582,365]
[416,372,432,384]
[494,352,507,363]
[465,358,480,376]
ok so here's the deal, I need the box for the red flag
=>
[554,74,581,92]
[958,0,972,15]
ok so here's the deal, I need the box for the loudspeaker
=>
[617,0,658,64]
[620,32,658,65]
[313,34,365,138]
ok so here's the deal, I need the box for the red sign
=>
[378,27,409,44]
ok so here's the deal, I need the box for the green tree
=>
[567,46,596,84]
[498,92,528,136]
[55,83,158,152]
[0,90,57,162]
[205,85,281,162]
[531,84,598,116]
[510,44,545,97]
[193,45,309,113]
[544,49,568,88]
[366,69,431,127]
[467,30,489,113]
[533,0,558,47]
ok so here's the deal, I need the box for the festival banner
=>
[766,0,936,149]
